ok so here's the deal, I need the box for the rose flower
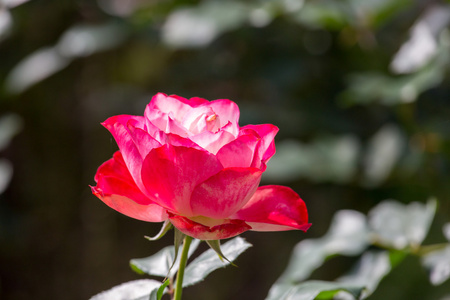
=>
[92,93,310,240]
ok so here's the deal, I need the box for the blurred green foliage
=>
[1,0,450,299]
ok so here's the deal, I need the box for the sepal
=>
[145,220,173,241]
[205,239,236,266]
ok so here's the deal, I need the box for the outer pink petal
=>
[216,131,260,168]
[141,145,223,217]
[241,124,279,170]
[102,115,161,193]
[232,185,310,232]
[92,152,167,222]
[190,167,262,219]
[165,133,203,150]
[126,119,162,159]
[187,96,210,106]
[168,213,251,240]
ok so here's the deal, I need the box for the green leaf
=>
[130,238,200,278]
[145,220,173,241]
[266,280,364,300]
[274,210,369,284]
[337,251,392,299]
[148,279,170,300]
[157,279,170,300]
[389,249,408,267]
[182,236,251,287]
[369,198,437,250]
[205,239,235,266]
[161,1,249,48]
[422,244,450,285]
[89,279,161,300]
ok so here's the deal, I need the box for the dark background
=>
[1,0,450,299]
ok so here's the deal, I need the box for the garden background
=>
[1,0,450,299]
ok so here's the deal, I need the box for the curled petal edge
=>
[232,185,311,232]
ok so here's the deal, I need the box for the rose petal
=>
[166,114,189,137]
[232,185,310,231]
[102,115,161,193]
[126,121,162,159]
[92,152,167,222]
[165,133,203,150]
[145,93,193,122]
[185,96,210,107]
[190,167,262,219]
[216,131,260,168]
[208,99,240,136]
[168,213,251,240]
[241,124,279,170]
[190,122,236,154]
[93,192,168,222]
[141,145,223,216]
[181,106,216,134]
[144,106,188,137]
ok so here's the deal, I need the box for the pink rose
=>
[92,93,310,240]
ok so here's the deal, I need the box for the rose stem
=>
[173,235,193,300]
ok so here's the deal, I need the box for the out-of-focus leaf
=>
[362,124,405,187]
[340,29,450,106]
[248,3,275,28]
[369,198,437,249]
[56,22,127,58]
[97,0,143,17]
[182,236,251,287]
[291,0,410,30]
[263,135,360,184]
[5,47,70,94]
[390,4,450,74]
[266,280,364,300]
[1,0,30,8]
[273,210,369,285]
[422,244,450,285]
[130,238,200,278]
[0,114,22,194]
[389,249,408,267]
[291,1,348,30]
[444,223,450,241]
[5,22,127,94]
[337,251,392,299]
[89,279,161,300]
[348,0,411,28]
[0,159,12,195]
[162,1,248,48]
[0,8,12,41]
[0,114,22,151]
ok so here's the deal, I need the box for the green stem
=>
[173,235,193,300]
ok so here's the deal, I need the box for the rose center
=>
[187,110,221,134]
[205,113,220,132]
